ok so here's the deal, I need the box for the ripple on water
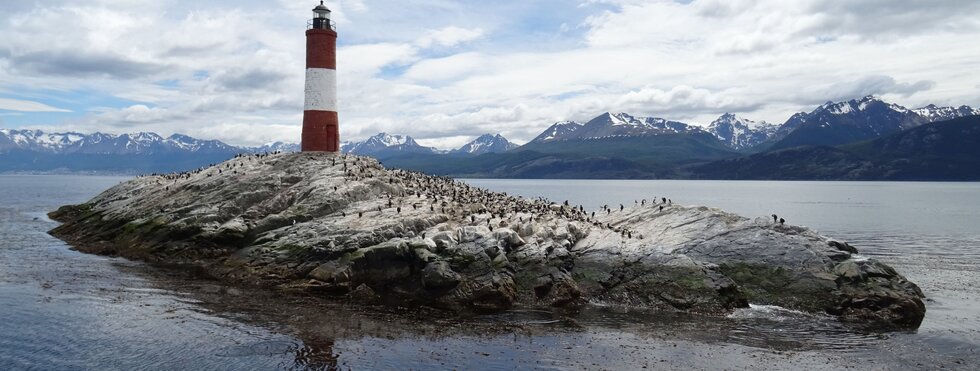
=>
[5,176,980,370]
[216,340,299,357]
[725,304,886,352]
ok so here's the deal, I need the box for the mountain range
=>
[0,129,517,173]
[0,129,300,173]
[2,96,978,179]
[374,96,979,179]
[685,115,980,180]
[338,132,518,157]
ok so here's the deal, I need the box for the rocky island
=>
[49,152,925,327]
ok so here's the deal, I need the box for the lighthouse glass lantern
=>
[312,2,332,30]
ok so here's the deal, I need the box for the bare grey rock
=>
[48,152,925,326]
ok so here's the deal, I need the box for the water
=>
[2,175,978,370]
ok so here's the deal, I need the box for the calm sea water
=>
[1,175,978,370]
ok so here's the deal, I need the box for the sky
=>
[1,0,978,149]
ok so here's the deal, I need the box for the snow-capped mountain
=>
[769,96,929,150]
[0,129,88,153]
[530,121,583,143]
[706,113,778,150]
[530,113,703,144]
[452,134,518,155]
[0,129,305,173]
[912,104,980,123]
[572,112,703,140]
[252,141,300,153]
[0,129,245,155]
[342,132,438,156]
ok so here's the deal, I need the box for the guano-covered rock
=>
[48,152,925,327]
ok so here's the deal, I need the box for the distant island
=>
[4,96,979,180]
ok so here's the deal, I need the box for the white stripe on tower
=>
[304,68,337,112]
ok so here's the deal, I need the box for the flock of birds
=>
[137,152,789,241]
[138,151,286,191]
[311,154,694,241]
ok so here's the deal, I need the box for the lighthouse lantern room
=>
[311,2,333,30]
[302,1,339,152]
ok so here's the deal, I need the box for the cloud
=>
[807,75,936,104]
[0,98,71,112]
[801,0,980,40]
[615,86,763,117]
[339,43,418,77]
[0,0,978,148]
[403,52,485,83]
[6,51,167,80]
[209,68,292,92]
[416,27,485,49]
[95,105,176,126]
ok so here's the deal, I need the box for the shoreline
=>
[47,152,926,327]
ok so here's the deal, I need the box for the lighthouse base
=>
[301,110,339,152]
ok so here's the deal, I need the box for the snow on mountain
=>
[343,132,438,155]
[570,112,703,140]
[912,104,980,123]
[340,140,356,153]
[250,141,300,153]
[0,129,89,152]
[530,113,703,143]
[707,113,778,150]
[530,121,583,143]
[819,95,911,117]
[452,134,518,155]
[769,96,929,150]
[0,129,247,155]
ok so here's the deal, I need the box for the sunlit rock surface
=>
[49,152,925,327]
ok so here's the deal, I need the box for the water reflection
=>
[216,337,339,371]
[4,175,980,370]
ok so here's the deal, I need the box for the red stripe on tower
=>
[302,2,339,152]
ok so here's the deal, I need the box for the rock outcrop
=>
[48,152,925,327]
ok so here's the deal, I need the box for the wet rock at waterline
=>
[48,152,925,327]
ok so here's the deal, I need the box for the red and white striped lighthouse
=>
[302,1,339,152]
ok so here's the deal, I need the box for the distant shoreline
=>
[5,172,978,183]
[0,171,138,176]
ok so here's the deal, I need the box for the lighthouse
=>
[302,1,339,152]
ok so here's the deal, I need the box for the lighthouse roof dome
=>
[313,1,331,12]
